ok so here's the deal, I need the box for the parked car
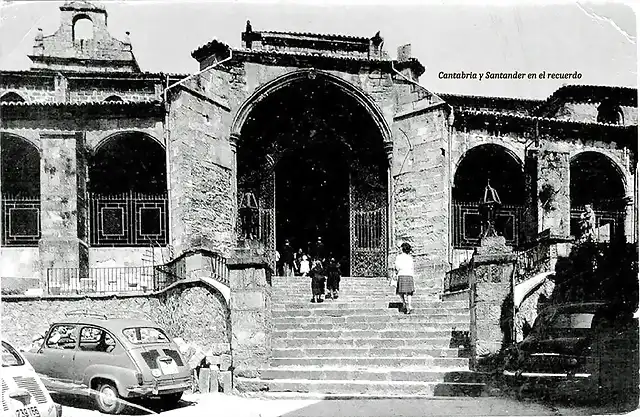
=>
[503,302,639,402]
[23,313,191,414]
[2,340,62,417]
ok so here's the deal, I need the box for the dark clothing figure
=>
[239,192,259,240]
[311,239,326,261]
[281,242,295,276]
[326,258,341,299]
[309,261,325,303]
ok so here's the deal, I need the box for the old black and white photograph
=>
[0,1,638,416]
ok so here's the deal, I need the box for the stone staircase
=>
[235,276,493,398]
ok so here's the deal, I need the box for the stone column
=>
[624,194,635,243]
[469,237,516,370]
[384,140,394,277]
[229,133,240,241]
[533,150,571,239]
[228,246,273,386]
[39,132,88,291]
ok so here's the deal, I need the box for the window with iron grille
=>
[89,192,168,246]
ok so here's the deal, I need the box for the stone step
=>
[272,337,454,349]
[270,356,468,368]
[271,347,464,359]
[272,302,468,311]
[259,368,482,383]
[271,295,448,308]
[235,378,487,397]
[274,321,469,331]
[272,309,469,318]
[272,329,465,339]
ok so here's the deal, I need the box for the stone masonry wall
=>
[392,106,449,292]
[1,282,231,356]
[168,88,234,257]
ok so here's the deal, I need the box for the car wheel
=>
[160,392,183,405]
[94,381,126,414]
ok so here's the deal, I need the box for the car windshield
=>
[2,342,25,367]
[122,327,169,344]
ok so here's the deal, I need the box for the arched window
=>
[570,152,626,242]
[73,16,94,41]
[1,134,41,246]
[0,92,25,103]
[104,95,123,102]
[88,133,168,247]
[597,98,624,125]
[452,144,525,248]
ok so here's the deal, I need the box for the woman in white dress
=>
[395,242,415,314]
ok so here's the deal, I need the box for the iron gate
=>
[349,169,387,277]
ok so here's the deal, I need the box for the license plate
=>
[15,406,40,417]
[158,360,179,375]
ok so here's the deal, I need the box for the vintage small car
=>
[503,301,639,402]
[23,313,191,414]
[2,340,62,417]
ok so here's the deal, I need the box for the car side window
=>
[46,324,78,350]
[79,326,117,353]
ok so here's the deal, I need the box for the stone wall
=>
[167,87,234,257]
[1,281,231,356]
[392,106,449,289]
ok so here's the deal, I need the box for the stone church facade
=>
[1,1,637,296]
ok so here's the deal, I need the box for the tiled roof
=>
[456,107,632,127]
[231,47,388,62]
[0,69,190,79]
[191,38,232,60]
[438,92,543,104]
[260,30,370,42]
[0,98,162,107]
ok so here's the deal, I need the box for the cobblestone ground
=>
[56,392,639,417]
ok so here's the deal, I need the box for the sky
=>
[0,0,636,99]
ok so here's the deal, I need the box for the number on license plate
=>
[15,406,40,417]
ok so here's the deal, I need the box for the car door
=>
[72,325,124,388]
[35,324,79,392]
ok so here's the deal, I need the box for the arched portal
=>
[88,132,168,246]
[1,133,41,246]
[236,73,389,277]
[452,144,525,248]
[570,151,626,242]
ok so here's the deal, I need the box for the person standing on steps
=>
[325,256,341,300]
[281,239,295,277]
[395,242,415,314]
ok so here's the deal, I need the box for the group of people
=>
[277,237,341,303]
[277,237,416,313]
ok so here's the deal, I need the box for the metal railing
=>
[452,202,523,249]
[46,265,177,295]
[45,249,231,296]
[444,261,473,293]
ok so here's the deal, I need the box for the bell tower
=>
[29,1,140,73]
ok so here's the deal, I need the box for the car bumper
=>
[503,369,597,395]
[126,381,191,397]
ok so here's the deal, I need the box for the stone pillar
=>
[531,150,571,239]
[39,132,88,290]
[469,237,516,370]
[229,133,240,241]
[228,246,272,385]
[384,140,394,277]
[624,194,635,243]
